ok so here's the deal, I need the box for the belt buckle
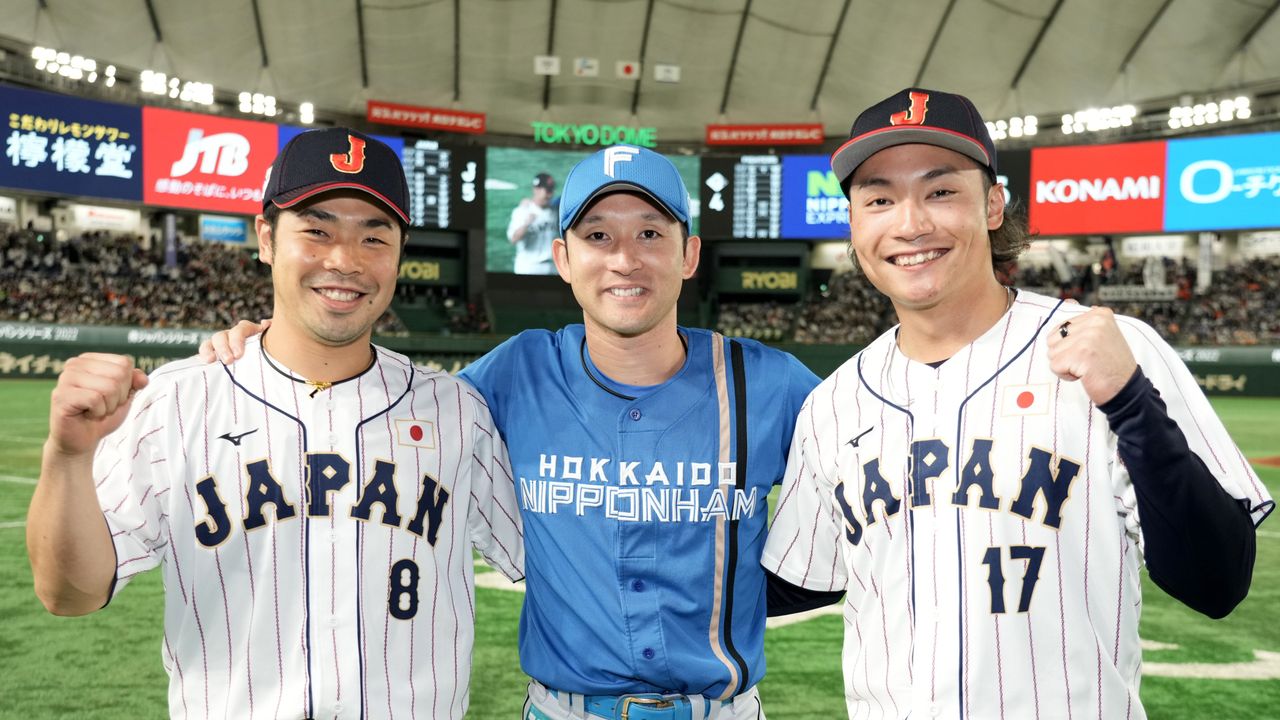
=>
[619,696,676,720]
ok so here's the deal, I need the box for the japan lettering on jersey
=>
[763,290,1271,720]
[92,336,523,720]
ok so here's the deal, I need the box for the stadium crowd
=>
[4,229,1277,347]
[0,230,407,333]
[717,255,1280,347]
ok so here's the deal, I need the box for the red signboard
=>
[705,124,825,146]
[367,101,486,135]
[1029,141,1166,235]
[142,107,278,215]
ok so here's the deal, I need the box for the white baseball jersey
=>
[506,200,557,275]
[763,290,1272,720]
[94,335,523,719]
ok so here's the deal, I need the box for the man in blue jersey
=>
[204,145,837,719]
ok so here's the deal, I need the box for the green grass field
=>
[2,379,1277,718]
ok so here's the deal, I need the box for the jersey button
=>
[631,579,645,592]
[334,703,344,713]
[929,703,940,717]
[642,647,655,660]
[629,409,642,421]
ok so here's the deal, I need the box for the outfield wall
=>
[3,322,1278,397]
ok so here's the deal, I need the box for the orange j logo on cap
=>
[890,91,930,126]
[330,135,367,174]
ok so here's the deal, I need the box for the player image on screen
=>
[762,87,1275,720]
[506,171,559,275]
[27,128,523,720]
[202,145,839,719]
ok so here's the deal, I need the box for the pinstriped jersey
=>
[459,324,818,700]
[93,335,523,720]
[763,290,1272,720]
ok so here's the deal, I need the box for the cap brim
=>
[562,182,686,235]
[271,181,410,225]
[831,126,993,191]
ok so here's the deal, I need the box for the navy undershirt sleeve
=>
[1100,367,1256,618]
[765,569,844,616]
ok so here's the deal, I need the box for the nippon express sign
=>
[780,155,848,239]
[1164,133,1280,231]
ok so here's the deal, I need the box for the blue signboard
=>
[199,214,249,244]
[0,84,143,201]
[780,155,848,239]
[277,125,404,158]
[1165,132,1280,231]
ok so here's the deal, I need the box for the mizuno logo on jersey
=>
[847,427,873,448]
[833,439,1082,546]
[218,428,259,446]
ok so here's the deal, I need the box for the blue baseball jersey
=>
[460,324,818,699]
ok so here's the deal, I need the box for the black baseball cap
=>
[262,128,410,224]
[831,87,997,197]
[533,172,555,189]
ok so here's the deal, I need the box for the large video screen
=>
[485,147,699,274]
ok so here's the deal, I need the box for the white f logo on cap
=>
[603,146,640,178]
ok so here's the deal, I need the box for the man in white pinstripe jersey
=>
[763,88,1273,719]
[28,127,523,719]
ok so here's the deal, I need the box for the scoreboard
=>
[699,155,782,239]
[402,140,486,231]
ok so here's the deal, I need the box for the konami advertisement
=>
[1029,141,1166,235]
[143,107,278,215]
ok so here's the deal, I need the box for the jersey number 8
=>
[389,559,420,620]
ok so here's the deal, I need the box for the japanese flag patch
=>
[1001,384,1050,417]
[396,419,436,449]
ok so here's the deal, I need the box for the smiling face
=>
[553,191,699,341]
[257,190,402,349]
[846,143,1006,315]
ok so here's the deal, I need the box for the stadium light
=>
[986,115,1037,141]
[299,102,315,124]
[238,92,277,117]
[1168,96,1250,130]
[31,46,100,82]
[1060,105,1137,135]
[140,69,168,96]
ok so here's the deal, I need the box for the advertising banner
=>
[367,100,485,134]
[199,214,249,244]
[1029,141,1165,235]
[0,84,142,201]
[69,203,142,232]
[780,155,848,239]
[143,107,277,215]
[705,124,825,146]
[1164,132,1280,231]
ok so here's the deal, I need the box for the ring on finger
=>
[1058,321,1071,338]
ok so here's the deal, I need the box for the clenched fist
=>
[48,353,149,457]
[1045,306,1138,406]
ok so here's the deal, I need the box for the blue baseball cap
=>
[558,145,691,236]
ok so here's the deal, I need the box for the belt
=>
[546,687,717,720]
